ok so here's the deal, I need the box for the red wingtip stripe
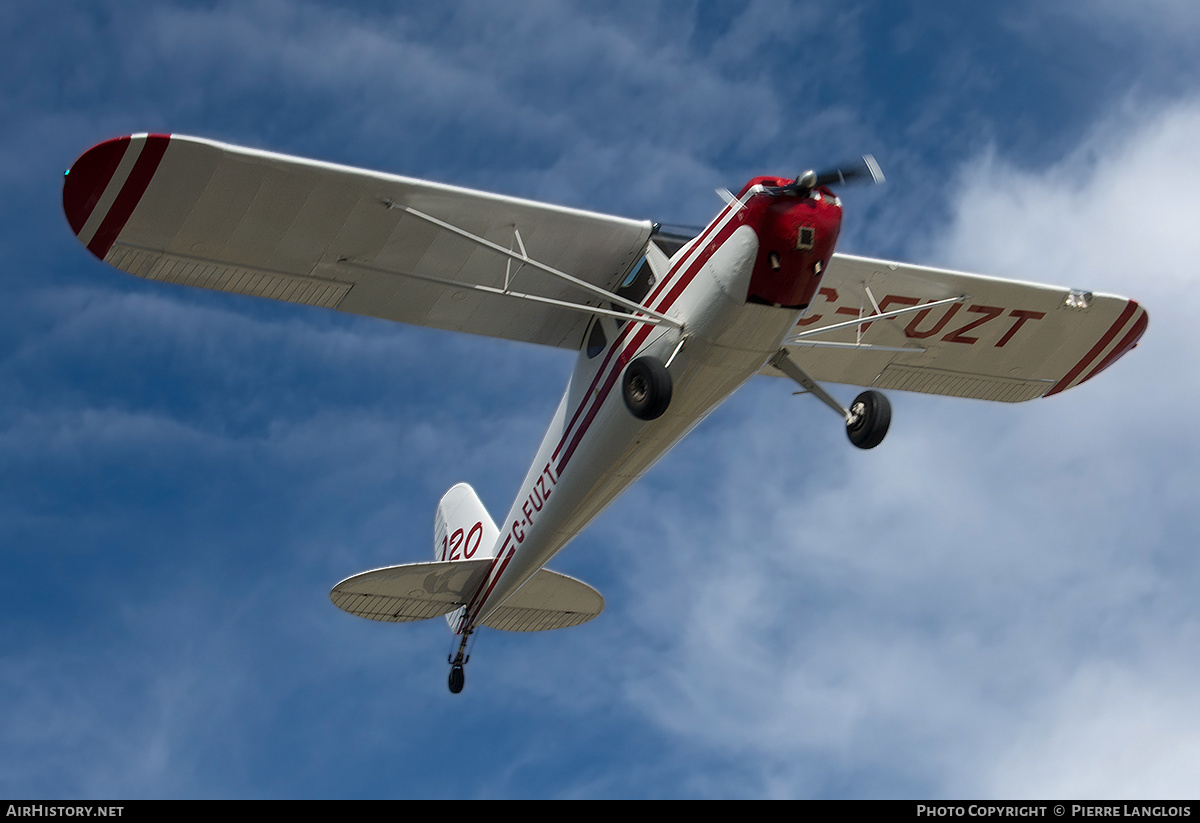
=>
[1045,300,1138,397]
[62,136,131,236]
[1078,307,1148,385]
[86,134,171,260]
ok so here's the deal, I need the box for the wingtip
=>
[1077,301,1149,384]
[62,134,171,259]
[63,136,132,237]
[1044,299,1148,396]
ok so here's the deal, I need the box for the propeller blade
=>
[813,154,885,188]
[762,155,886,197]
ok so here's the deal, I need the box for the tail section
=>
[331,483,604,694]
[434,483,501,563]
[331,482,603,697]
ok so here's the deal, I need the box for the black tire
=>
[622,356,673,420]
[846,390,891,449]
[448,665,465,694]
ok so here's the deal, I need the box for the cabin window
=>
[611,256,656,330]
[585,318,606,358]
[616,256,656,305]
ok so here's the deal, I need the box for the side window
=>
[616,257,655,305]
[585,317,606,358]
[611,256,656,330]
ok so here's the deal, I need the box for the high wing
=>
[765,253,1148,401]
[63,134,653,349]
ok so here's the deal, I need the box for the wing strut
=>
[383,200,684,330]
[339,258,674,328]
[784,294,967,346]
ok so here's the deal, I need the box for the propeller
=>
[768,154,885,196]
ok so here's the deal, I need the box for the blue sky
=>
[4,0,1200,799]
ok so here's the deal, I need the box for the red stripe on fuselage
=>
[551,317,639,462]
[87,134,171,259]
[556,323,654,474]
[554,212,748,475]
[464,203,747,631]
[463,545,516,629]
[1045,300,1138,396]
[551,203,736,463]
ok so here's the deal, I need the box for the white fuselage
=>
[460,203,807,631]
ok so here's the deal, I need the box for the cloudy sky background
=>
[3,0,1199,798]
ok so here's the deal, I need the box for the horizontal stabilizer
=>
[331,559,491,623]
[331,561,603,631]
[482,569,604,632]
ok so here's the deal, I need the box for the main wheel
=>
[448,665,465,694]
[846,390,891,449]
[622,356,673,420]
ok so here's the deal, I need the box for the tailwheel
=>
[448,665,465,694]
[846,390,891,450]
[447,629,471,694]
[622,356,672,420]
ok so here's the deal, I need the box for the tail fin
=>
[434,483,500,563]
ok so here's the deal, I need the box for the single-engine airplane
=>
[64,135,1148,693]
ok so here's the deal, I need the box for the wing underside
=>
[766,253,1148,400]
[64,136,1146,395]
[64,134,654,349]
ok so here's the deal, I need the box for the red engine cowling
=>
[735,176,844,309]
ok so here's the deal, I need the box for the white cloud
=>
[988,653,1200,799]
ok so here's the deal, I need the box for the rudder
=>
[434,483,500,563]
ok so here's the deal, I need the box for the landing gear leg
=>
[448,630,471,694]
[768,349,891,449]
